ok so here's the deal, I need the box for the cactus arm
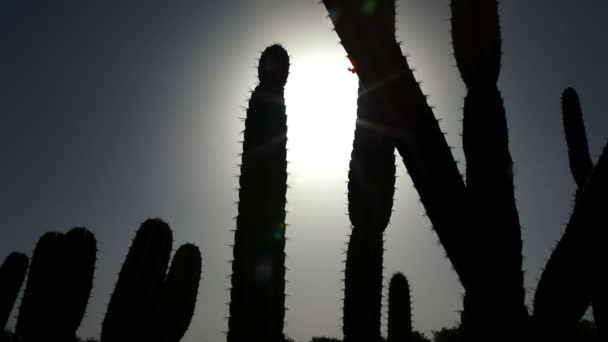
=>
[562,88,593,189]
[56,227,97,341]
[0,253,29,331]
[151,243,202,342]
[534,143,608,339]
[15,232,66,341]
[101,219,173,342]
[228,44,289,342]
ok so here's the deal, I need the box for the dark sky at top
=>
[1,1,607,341]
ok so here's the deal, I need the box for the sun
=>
[284,53,359,181]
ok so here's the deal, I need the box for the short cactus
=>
[102,218,202,342]
[15,227,96,342]
[0,253,29,331]
[387,273,412,342]
[228,44,289,342]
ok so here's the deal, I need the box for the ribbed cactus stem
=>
[228,44,289,342]
[0,252,29,331]
[387,273,412,342]
[343,81,395,342]
[102,219,173,342]
[562,87,593,189]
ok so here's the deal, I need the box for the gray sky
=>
[1,1,606,341]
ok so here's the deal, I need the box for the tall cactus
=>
[387,273,412,342]
[228,44,290,342]
[342,81,395,342]
[101,218,202,342]
[0,253,29,332]
[15,227,96,342]
[451,0,527,340]
[321,0,607,341]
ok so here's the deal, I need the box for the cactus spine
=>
[102,218,202,342]
[15,228,96,342]
[387,273,412,342]
[228,44,290,342]
[0,253,29,332]
[342,81,395,342]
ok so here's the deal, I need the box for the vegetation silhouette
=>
[0,219,201,342]
[321,0,606,341]
[0,0,605,341]
[228,44,290,342]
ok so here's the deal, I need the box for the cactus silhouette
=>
[451,0,527,340]
[15,227,96,342]
[228,44,289,342]
[0,253,29,332]
[533,87,604,340]
[561,88,593,191]
[342,81,395,342]
[321,0,607,341]
[101,218,201,342]
[387,273,412,342]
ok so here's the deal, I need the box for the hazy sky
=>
[1,1,607,341]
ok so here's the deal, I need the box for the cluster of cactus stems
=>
[228,44,289,342]
[321,0,606,341]
[15,228,96,342]
[387,273,412,342]
[342,81,396,342]
[102,218,202,342]
[0,219,201,342]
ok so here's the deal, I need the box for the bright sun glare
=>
[285,54,359,182]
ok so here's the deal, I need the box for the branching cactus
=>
[387,273,412,342]
[15,227,96,342]
[101,218,202,342]
[322,1,607,341]
[342,81,395,342]
[228,44,289,342]
[0,252,29,332]
[322,0,474,292]
[533,88,602,340]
